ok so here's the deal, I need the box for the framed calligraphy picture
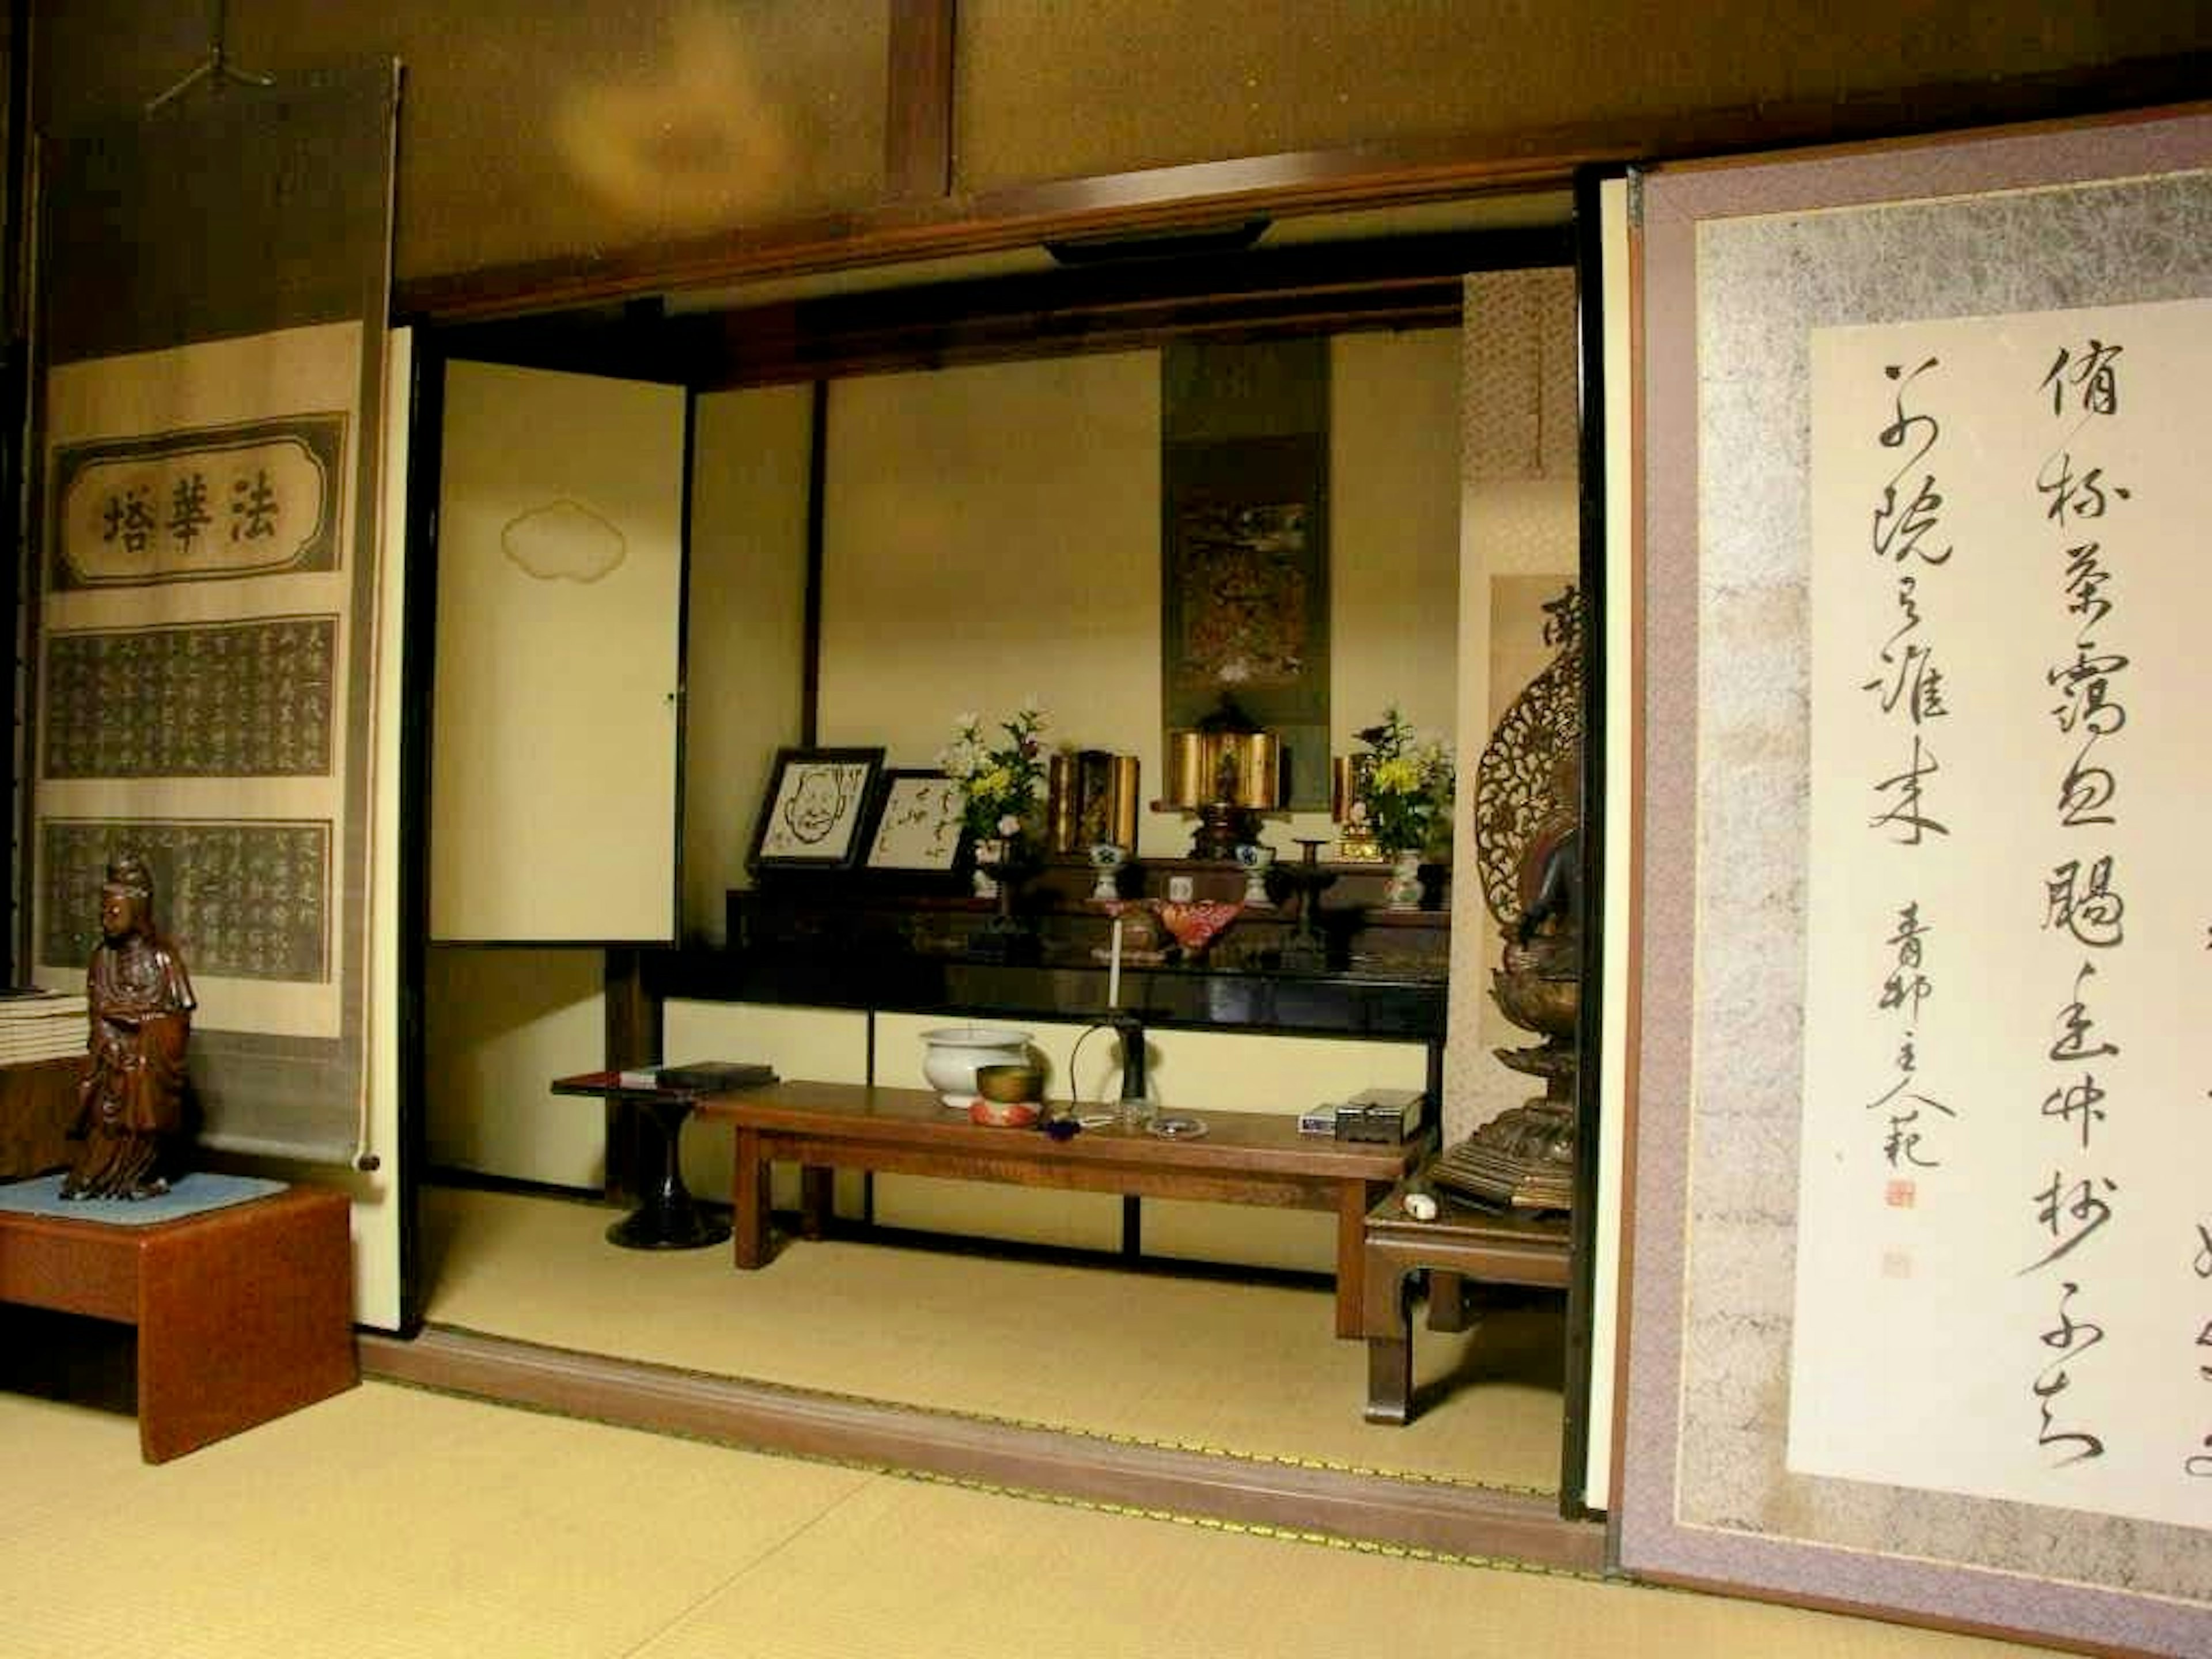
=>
[747,747,882,872]
[1618,108,2212,1659]
[862,768,967,873]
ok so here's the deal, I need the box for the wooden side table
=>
[1359,1179,1571,1424]
[698,1080,1428,1338]
[0,1183,357,1461]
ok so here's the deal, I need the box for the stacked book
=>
[614,1059,776,1094]
[0,986,90,1067]
[1297,1086,1427,1141]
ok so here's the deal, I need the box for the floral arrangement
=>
[1358,707,1455,858]
[941,701,1049,844]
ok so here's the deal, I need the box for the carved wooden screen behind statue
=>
[1620,109,2211,1658]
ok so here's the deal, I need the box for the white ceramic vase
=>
[1383,851,1423,911]
[1088,841,1126,902]
[971,838,1003,900]
[920,1025,1032,1105]
[1234,842,1274,907]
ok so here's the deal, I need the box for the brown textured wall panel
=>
[953,1,2205,193]
[28,3,2210,297]
[33,0,890,285]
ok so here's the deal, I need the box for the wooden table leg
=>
[135,1188,357,1462]
[731,1127,770,1269]
[1361,1249,1415,1425]
[1333,1182,1373,1339]
[1365,1333,1414,1425]
[800,1166,832,1240]
[1427,1268,1474,1331]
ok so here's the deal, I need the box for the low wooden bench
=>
[1361,1180,1572,1423]
[0,1183,357,1461]
[696,1081,1431,1338]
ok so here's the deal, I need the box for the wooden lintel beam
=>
[391,56,2211,328]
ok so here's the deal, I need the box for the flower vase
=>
[1383,851,1423,911]
[971,839,1003,900]
[969,838,1041,964]
[1088,842,1126,902]
[1234,842,1275,907]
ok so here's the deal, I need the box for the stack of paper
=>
[0,987,90,1066]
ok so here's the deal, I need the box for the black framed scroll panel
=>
[1618,108,2212,1658]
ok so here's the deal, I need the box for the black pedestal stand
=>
[607,1092,732,1250]
[550,1071,734,1251]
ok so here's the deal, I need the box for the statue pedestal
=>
[0,1183,356,1461]
[1430,1094,1576,1213]
[1437,990,1579,1214]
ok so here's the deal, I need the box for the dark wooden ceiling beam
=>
[672,223,1569,388]
[396,148,1575,327]
[685,288,1467,389]
[428,224,1572,391]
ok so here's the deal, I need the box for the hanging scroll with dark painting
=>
[1160,338,1330,809]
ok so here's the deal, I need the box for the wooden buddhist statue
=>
[61,851,196,1200]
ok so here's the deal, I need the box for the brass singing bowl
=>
[974,1063,1044,1104]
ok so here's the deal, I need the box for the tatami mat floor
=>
[0,1379,2070,1658]
[417,1183,1565,1492]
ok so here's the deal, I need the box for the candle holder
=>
[1275,838,1338,973]
[967,842,1041,963]
[1109,1010,1152,1130]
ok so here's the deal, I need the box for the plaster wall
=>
[809,333,1461,879]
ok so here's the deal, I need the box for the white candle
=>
[1108,918,1123,1009]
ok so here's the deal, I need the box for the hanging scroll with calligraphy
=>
[1792,298,2206,1530]
[1619,108,2211,1659]
[28,66,400,1172]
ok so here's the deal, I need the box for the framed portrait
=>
[862,768,968,873]
[747,747,883,872]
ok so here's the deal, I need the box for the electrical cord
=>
[1066,1022,1113,1107]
